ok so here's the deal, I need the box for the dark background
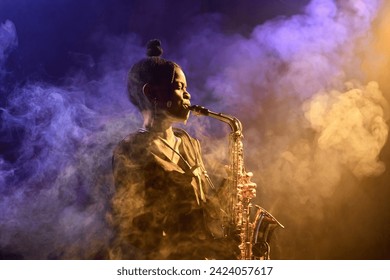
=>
[0,0,309,84]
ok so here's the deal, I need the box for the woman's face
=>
[157,67,191,122]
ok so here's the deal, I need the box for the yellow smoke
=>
[362,0,390,102]
[304,81,388,178]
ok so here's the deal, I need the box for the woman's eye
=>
[173,83,185,90]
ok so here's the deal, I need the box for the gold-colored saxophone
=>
[189,105,284,260]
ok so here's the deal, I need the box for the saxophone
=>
[189,105,284,260]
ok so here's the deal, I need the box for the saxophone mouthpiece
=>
[189,105,210,116]
[189,105,242,132]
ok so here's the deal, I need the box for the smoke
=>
[0,24,145,258]
[0,83,123,259]
[181,0,389,258]
[184,0,388,182]
[304,81,388,178]
[1,0,389,259]
[0,20,17,82]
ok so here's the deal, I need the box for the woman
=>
[109,40,254,260]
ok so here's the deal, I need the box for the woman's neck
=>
[142,111,176,145]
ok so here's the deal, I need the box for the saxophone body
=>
[189,105,284,260]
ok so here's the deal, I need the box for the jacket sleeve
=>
[109,141,161,259]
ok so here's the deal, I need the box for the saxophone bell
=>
[251,206,284,260]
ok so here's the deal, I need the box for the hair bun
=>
[146,39,163,57]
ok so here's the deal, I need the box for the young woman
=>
[109,40,255,260]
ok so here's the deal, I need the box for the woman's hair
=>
[127,39,180,111]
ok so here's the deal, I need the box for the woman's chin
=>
[165,110,190,124]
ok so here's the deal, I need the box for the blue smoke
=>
[0,21,146,258]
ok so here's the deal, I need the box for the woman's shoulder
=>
[173,127,202,154]
[173,127,198,143]
[114,129,153,156]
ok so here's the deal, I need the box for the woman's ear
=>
[142,83,153,101]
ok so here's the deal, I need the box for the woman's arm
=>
[110,144,161,259]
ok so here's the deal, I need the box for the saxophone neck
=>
[189,105,243,133]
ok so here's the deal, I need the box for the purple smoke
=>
[0,27,145,258]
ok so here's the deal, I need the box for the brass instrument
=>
[189,105,283,260]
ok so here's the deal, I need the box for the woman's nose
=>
[184,90,191,100]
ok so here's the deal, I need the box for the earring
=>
[153,98,157,108]
[153,98,157,120]
[166,101,172,108]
